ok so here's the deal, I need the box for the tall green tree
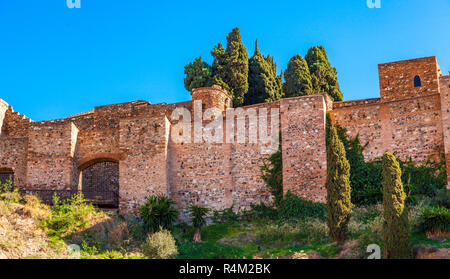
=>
[211,42,230,92]
[325,121,353,242]
[381,153,412,259]
[246,40,283,105]
[283,54,313,98]
[305,46,343,101]
[184,57,213,91]
[211,28,249,107]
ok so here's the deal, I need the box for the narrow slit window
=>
[414,75,422,88]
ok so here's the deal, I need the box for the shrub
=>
[401,157,447,202]
[381,152,412,259]
[0,178,14,193]
[0,189,21,204]
[261,148,283,207]
[350,204,381,224]
[257,218,329,247]
[278,191,327,221]
[43,194,96,237]
[356,216,384,259]
[417,206,450,237]
[211,206,240,224]
[325,122,353,242]
[142,229,178,259]
[241,202,278,221]
[139,195,179,233]
[333,121,447,207]
[431,189,450,209]
[189,205,210,242]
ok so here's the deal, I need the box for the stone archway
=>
[79,159,119,208]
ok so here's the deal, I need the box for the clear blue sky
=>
[0,0,449,121]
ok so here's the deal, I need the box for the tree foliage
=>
[305,46,343,101]
[325,121,353,242]
[327,115,447,206]
[381,152,412,259]
[246,40,283,105]
[184,57,213,91]
[212,28,249,107]
[283,54,313,98]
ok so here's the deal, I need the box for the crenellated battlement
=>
[1,56,449,219]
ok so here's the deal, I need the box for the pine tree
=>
[246,40,283,105]
[381,153,412,259]
[325,122,353,242]
[211,28,249,107]
[184,57,213,91]
[283,54,313,98]
[305,46,343,101]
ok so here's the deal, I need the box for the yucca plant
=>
[189,205,210,242]
[139,195,179,233]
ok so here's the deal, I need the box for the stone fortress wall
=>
[0,56,449,220]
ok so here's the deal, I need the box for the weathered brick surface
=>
[439,75,450,189]
[379,56,440,102]
[280,96,327,202]
[119,114,170,211]
[331,57,445,163]
[0,56,449,219]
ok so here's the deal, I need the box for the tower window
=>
[414,75,422,88]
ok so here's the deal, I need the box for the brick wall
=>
[280,95,327,202]
[330,94,444,162]
[25,121,77,190]
[0,56,449,219]
[331,57,445,163]
[118,113,171,211]
[379,56,440,102]
[439,75,450,189]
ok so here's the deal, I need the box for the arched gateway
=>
[79,159,119,208]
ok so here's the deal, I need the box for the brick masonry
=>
[1,57,449,221]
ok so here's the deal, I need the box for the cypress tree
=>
[283,54,313,98]
[305,46,343,101]
[246,40,283,105]
[381,153,412,259]
[211,28,249,107]
[184,57,213,91]
[211,43,230,92]
[325,122,353,242]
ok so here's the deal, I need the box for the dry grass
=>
[0,194,68,259]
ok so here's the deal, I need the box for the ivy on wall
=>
[326,114,447,206]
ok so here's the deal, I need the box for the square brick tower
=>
[379,56,450,189]
[378,56,441,102]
